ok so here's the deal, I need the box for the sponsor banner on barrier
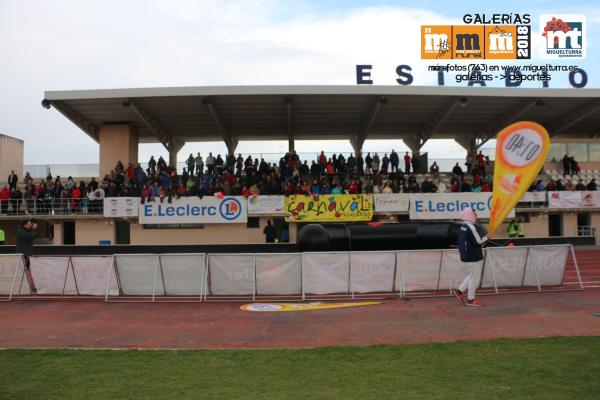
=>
[548,191,600,208]
[410,193,515,220]
[373,194,410,213]
[285,194,373,222]
[138,196,247,224]
[104,197,139,217]
[248,195,285,215]
[519,192,547,203]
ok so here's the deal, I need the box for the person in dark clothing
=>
[587,179,598,191]
[453,208,488,307]
[562,154,571,175]
[16,219,37,293]
[8,170,18,191]
[263,220,277,243]
[390,150,399,173]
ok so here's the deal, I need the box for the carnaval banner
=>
[285,194,373,222]
[488,121,550,235]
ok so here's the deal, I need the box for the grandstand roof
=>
[44,85,600,146]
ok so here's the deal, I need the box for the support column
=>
[455,136,477,160]
[167,141,184,168]
[224,137,238,156]
[404,137,425,155]
[288,136,295,153]
[99,124,138,177]
[350,137,365,156]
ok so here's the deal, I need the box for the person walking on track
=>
[454,208,488,307]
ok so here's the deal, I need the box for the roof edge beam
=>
[203,97,238,155]
[126,98,173,149]
[49,100,99,142]
[354,96,387,152]
[420,97,462,141]
[476,98,540,140]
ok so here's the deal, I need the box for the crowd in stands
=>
[0,151,597,215]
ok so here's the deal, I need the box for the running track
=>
[0,248,598,349]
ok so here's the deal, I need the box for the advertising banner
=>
[410,193,514,220]
[519,192,547,203]
[548,191,600,208]
[247,195,285,215]
[285,194,373,222]
[138,196,247,224]
[488,121,550,235]
[103,197,139,217]
[373,194,410,213]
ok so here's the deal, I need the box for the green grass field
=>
[1,337,598,400]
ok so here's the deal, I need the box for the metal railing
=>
[577,225,596,237]
[0,198,104,216]
[23,148,497,178]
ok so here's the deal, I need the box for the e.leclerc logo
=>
[414,196,492,213]
[219,197,242,220]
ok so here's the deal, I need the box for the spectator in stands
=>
[10,187,23,214]
[429,161,440,179]
[437,180,447,193]
[564,179,575,191]
[587,179,597,191]
[421,176,434,193]
[404,152,411,174]
[8,170,18,191]
[533,180,545,192]
[555,179,565,191]
[23,172,33,187]
[411,153,420,174]
[0,186,9,215]
[562,154,571,175]
[452,162,463,177]
[206,153,216,175]
[546,179,557,191]
[357,153,364,175]
[381,153,389,174]
[390,150,399,173]
[575,180,586,191]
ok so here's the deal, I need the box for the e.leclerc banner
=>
[410,192,514,220]
[285,194,373,222]
[138,196,247,224]
[488,121,550,235]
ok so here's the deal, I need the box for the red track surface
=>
[0,249,599,349]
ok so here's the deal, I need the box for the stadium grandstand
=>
[0,86,600,245]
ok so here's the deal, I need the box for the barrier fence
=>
[0,245,583,302]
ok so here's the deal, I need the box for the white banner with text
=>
[138,196,247,224]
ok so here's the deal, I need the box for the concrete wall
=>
[129,219,265,245]
[99,124,138,177]
[0,134,24,187]
[75,220,115,245]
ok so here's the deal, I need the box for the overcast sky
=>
[0,0,598,166]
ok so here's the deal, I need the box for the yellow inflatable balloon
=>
[488,121,550,236]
